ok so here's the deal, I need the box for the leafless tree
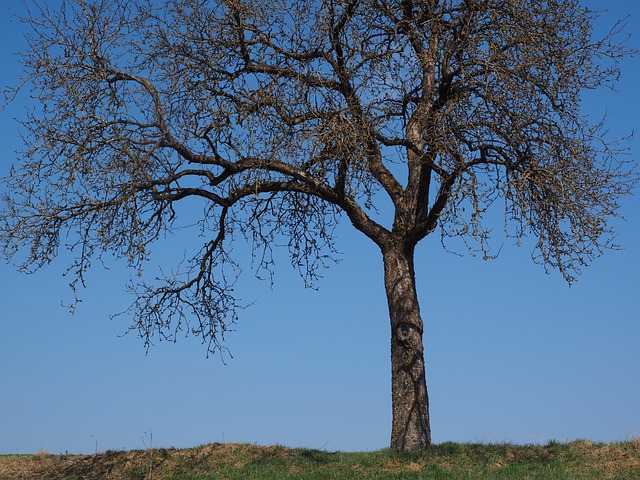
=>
[1,0,636,451]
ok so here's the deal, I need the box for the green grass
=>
[1,440,639,479]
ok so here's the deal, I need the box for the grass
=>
[1,440,639,479]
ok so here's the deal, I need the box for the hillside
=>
[1,440,639,479]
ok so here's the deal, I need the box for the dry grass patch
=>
[0,440,638,479]
[566,439,640,479]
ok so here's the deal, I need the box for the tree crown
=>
[1,0,636,353]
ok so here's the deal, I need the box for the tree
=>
[0,0,636,451]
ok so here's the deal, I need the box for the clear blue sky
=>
[1,1,639,454]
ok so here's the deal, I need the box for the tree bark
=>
[383,244,431,451]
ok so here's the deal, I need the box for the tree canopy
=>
[1,0,636,450]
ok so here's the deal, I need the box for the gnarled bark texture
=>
[383,245,431,451]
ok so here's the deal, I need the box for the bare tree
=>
[1,0,636,451]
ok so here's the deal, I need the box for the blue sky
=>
[1,1,639,454]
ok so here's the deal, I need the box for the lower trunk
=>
[383,245,431,451]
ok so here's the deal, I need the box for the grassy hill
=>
[1,440,639,479]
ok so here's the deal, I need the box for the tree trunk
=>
[383,244,431,451]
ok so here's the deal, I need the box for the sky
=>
[1,1,639,455]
